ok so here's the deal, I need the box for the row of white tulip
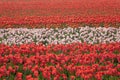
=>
[0,26,120,45]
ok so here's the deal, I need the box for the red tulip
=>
[16,72,22,78]
[70,76,75,80]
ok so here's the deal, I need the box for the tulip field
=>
[0,0,120,80]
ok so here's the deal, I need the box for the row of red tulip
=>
[0,16,120,28]
[0,0,120,28]
[0,42,120,80]
[0,0,120,17]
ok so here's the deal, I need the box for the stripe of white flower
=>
[0,26,120,45]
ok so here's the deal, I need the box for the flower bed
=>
[0,0,120,28]
[0,16,120,28]
[0,42,120,80]
[0,27,120,45]
[0,0,120,80]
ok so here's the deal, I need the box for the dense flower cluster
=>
[0,27,120,45]
[0,0,120,27]
[0,0,120,17]
[0,0,120,80]
[0,16,120,28]
[0,42,120,80]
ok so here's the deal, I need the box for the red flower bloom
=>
[16,72,22,78]
[70,76,75,80]
[33,71,38,77]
